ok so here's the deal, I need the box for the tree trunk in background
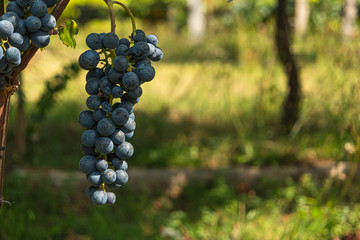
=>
[187,0,205,42]
[295,0,309,37]
[275,0,301,129]
[342,0,358,40]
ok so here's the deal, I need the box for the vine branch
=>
[104,0,116,33]
[0,0,71,210]
[112,1,136,37]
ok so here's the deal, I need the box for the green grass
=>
[1,173,360,239]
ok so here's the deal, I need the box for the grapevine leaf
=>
[58,19,79,48]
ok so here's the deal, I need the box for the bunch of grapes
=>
[0,0,57,89]
[78,29,163,205]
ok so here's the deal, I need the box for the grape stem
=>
[112,1,137,39]
[104,0,116,33]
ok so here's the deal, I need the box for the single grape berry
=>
[97,118,116,137]
[81,129,98,147]
[111,107,129,126]
[113,56,128,72]
[5,47,21,64]
[102,169,116,184]
[25,16,41,32]
[30,30,50,48]
[85,78,99,95]
[79,155,97,174]
[8,32,23,48]
[115,169,128,185]
[41,14,56,32]
[95,137,114,154]
[86,185,98,199]
[122,72,139,91]
[0,20,14,38]
[79,110,96,129]
[135,64,155,82]
[86,33,103,50]
[30,0,48,18]
[147,34,159,46]
[86,95,101,110]
[115,141,134,159]
[102,32,119,49]
[92,190,107,205]
[6,1,24,17]
[86,68,104,80]
[87,171,103,187]
[79,50,100,70]
[92,108,107,122]
[14,18,26,35]
[110,129,125,145]
[106,192,116,204]
[96,159,108,172]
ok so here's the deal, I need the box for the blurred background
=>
[2,0,360,239]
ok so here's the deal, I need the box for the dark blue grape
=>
[43,0,57,7]
[86,95,101,110]
[79,50,100,70]
[127,87,142,99]
[106,192,116,204]
[30,0,48,17]
[122,72,139,91]
[102,169,116,184]
[108,68,123,84]
[85,78,99,95]
[81,144,97,156]
[79,155,97,174]
[92,108,107,122]
[79,110,96,128]
[112,158,128,171]
[150,47,163,61]
[16,0,33,8]
[1,12,18,28]
[115,44,128,56]
[6,1,24,17]
[9,32,23,47]
[5,47,21,64]
[135,58,151,67]
[86,68,104,80]
[41,14,56,31]
[120,118,136,133]
[87,171,103,187]
[119,38,130,47]
[111,86,123,98]
[147,43,155,56]
[115,169,128,184]
[110,129,125,145]
[18,35,30,52]
[95,137,114,154]
[125,131,134,140]
[113,56,128,72]
[101,102,112,114]
[86,33,103,50]
[135,64,155,82]
[86,185,97,199]
[147,34,159,46]
[99,76,112,89]
[102,32,119,49]
[14,18,25,34]
[129,42,150,60]
[0,20,14,38]
[25,16,41,32]
[111,107,129,126]
[100,86,111,98]
[81,129,98,147]
[131,29,146,42]
[115,141,134,159]
[31,30,50,48]
[129,112,135,120]
[97,118,115,136]
[119,101,134,114]
[92,190,107,205]
[96,159,108,172]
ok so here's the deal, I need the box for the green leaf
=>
[58,19,79,48]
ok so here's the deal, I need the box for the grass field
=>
[1,19,360,239]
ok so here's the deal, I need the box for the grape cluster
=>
[0,0,57,89]
[78,29,163,205]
